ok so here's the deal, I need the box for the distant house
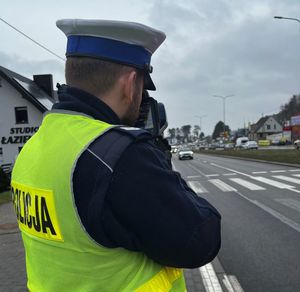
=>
[0,65,55,173]
[249,115,283,140]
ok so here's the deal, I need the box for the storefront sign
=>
[1,127,39,145]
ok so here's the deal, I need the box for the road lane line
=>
[188,162,211,176]
[289,169,300,172]
[234,191,300,233]
[273,175,300,185]
[252,171,267,174]
[252,177,294,189]
[270,170,286,173]
[199,263,223,292]
[275,198,300,213]
[293,174,300,178]
[229,178,265,191]
[206,174,220,177]
[187,175,201,179]
[209,179,237,192]
[224,275,245,292]
[210,163,254,178]
[223,173,237,176]
[171,161,178,172]
[187,181,208,194]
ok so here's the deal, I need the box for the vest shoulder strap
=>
[87,126,152,172]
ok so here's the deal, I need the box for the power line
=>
[0,17,65,62]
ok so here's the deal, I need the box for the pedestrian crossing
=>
[187,174,300,194]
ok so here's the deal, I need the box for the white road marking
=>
[289,169,300,172]
[252,177,294,189]
[206,174,220,177]
[293,174,300,178]
[187,181,208,194]
[222,275,245,292]
[270,170,286,173]
[234,191,300,233]
[210,162,300,194]
[223,173,237,176]
[188,162,211,176]
[230,178,265,191]
[208,162,300,232]
[187,175,201,179]
[273,175,300,185]
[275,198,300,213]
[252,171,267,174]
[199,263,223,292]
[171,161,178,172]
[209,179,237,192]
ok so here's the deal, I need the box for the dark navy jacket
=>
[53,85,221,269]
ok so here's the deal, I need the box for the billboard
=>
[291,115,300,126]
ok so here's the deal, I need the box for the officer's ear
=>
[122,70,138,104]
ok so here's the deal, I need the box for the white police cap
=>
[56,19,166,90]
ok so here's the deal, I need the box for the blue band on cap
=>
[66,35,151,70]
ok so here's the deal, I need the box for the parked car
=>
[243,141,258,150]
[178,148,194,160]
[224,143,235,149]
[294,140,300,150]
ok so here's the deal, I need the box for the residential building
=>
[249,115,283,140]
[0,65,55,173]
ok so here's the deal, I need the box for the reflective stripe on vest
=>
[11,111,185,291]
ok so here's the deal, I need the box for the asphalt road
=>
[172,153,300,292]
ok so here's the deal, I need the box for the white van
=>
[235,137,249,148]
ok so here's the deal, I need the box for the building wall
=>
[0,78,43,170]
[257,117,282,134]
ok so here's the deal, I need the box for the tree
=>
[175,128,182,143]
[212,121,230,139]
[168,128,176,139]
[276,94,300,123]
[181,125,191,142]
[193,125,200,138]
[199,132,205,139]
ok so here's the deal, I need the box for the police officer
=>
[11,19,221,291]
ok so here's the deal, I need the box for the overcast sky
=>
[1,0,300,135]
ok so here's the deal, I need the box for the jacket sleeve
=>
[101,140,221,268]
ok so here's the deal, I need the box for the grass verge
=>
[197,149,300,165]
[0,191,11,205]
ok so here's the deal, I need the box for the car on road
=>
[178,148,194,160]
[294,140,300,150]
[235,137,249,148]
[171,146,178,153]
[243,140,258,150]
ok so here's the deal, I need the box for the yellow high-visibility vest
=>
[11,111,186,291]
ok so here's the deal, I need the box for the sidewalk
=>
[0,202,206,291]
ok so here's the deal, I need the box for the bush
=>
[0,167,10,192]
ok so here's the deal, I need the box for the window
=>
[0,147,2,155]
[15,106,28,124]
[274,124,277,129]
[266,124,271,130]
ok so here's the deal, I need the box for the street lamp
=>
[195,115,206,137]
[274,16,300,23]
[213,94,234,138]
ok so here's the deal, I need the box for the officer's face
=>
[122,73,144,126]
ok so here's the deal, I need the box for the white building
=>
[0,65,55,173]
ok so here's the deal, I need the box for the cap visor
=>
[144,72,156,91]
